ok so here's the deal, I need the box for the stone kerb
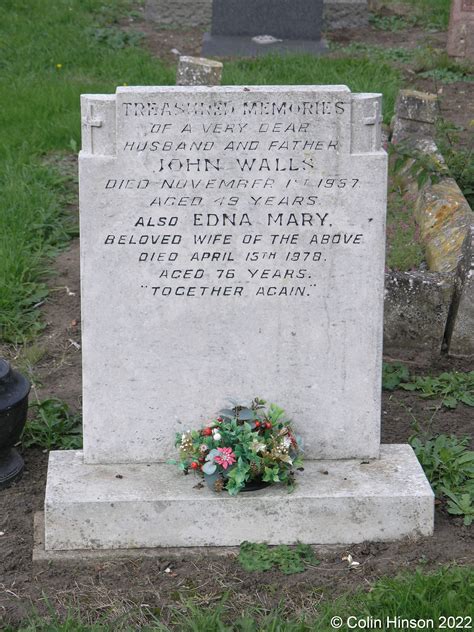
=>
[384,90,473,361]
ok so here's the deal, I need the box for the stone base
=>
[43,445,433,551]
[202,33,328,57]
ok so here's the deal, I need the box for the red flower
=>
[190,462,199,470]
[202,427,212,436]
[214,447,237,470]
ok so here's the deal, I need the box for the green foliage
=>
[401,371,474,408]
[0,0,174,342]
[223,55,401,124]
[87,26,144,50]
[386,185,425,271]
[410,434,474,525]
[329,42,416,65]
[419,68,474,84]
[175,400,302,496]
[391,142,449,190]
[369,13,416,31]
[238,541,318,575]
[435,120,474,208]
[22,398,83,450]
[413,49,474,84]
[392,0,452,30]
[382,361,410,390]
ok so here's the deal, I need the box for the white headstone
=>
[79,86,385,464]
[42,85,433,552]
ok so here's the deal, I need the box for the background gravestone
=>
[447,0,474,60]
[202,0,327,56]
[42,85,433,552]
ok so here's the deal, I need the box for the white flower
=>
[213,432,222,441]
[282,436,292,449]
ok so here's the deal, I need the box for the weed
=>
[238,541,318,574]
[401,371,474,408]
[435,119,474,208]
[22,398,83,450]
[329,42,416,65]
[399,0,452,29]
[419,68,474,84]
[87,26,144,50]
[369,13,416,31]
[382,361,410,390]
[410,434,473,525]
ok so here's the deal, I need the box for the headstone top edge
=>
[81,94,116,102]
[114,84,353,95]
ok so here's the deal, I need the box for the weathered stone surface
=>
[448,226,474,357]
[44,446,434,550]
[391,90,438,144]
[447,0,474,61]
[415,180,473,274]
[78,86,387,465]
[176,56,222,86]
[384,271,455,360]
[323,0,369,30]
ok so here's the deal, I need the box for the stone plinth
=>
[447,0,474,61]
[44,445,433,550]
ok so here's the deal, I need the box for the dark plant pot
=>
[0,360,30,490]
[204,472,271,493]
[240,476,272,492]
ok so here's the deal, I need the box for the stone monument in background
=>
[202,0,327,56]
[41,84,433,553]
[447,0,474,61]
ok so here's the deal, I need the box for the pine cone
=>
[214,477,225,493]
[250,462,261,477]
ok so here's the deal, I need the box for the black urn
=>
[0,359,30,489]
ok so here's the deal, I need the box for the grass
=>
[224,55,401,124]
[371,0,452,30]
[8,565,474,630]
[0,0,174,342]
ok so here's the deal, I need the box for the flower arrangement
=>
[174,398,303,496]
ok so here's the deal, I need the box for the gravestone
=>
[202,0,327,57]
[447,0,474,60]
[43,85,433,551]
